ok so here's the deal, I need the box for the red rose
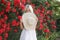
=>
[4,15,8,21]
[0,10,4,16]
[20,4,25,11]
[31,4,35,8]
[1,0,6,5]
[39,23,44,30]
[46,10,52,15]
[46,16,50,20]
[51,21,55,25]
[6,6,11,12]
[1,18,5,23]
[17,16,22,20]
[1,0,5,3]
[4,33,8,38]
[40,13,45,19]
[6,27,11,32]
[40,19,43,23]
[22,0,26,4]
[0,29,3,34]
[14,0,20,7]
[37,9,40,13]
[40,13,44,17]
[14,29,18,32]
[17,0,20,4]
[0,36,2,40]
[46,10,50,14]
[12,20,17,26]
[1,28,5,33]
[45,2,49,5]
[6,1,11,6]
[44,29,50,33]
[52,25,56,29]
[16,22,20,26]
[2,23,7,29]
[0,28,5,34]
[41,7,45,13]
[0,10,4,15]
[34,10,39,14]
[5,1,11,12]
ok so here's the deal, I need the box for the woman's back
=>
[22,12,38,30]
[20,4,38,40]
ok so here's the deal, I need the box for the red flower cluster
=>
[20,3,25,11]
[22,0,26,4]
[18,15,22,20]
[0,22,11,40]
[5,1,11,12]
[44,29,50,33]
[4,33,8,38]
[1,0,6,5]
[39,23,44,30]
[51,20,56,29]
[34,2,56,33]
[11,20,20,27]
[14,0,20,7]
[0,10,4,17]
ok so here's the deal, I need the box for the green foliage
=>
[37,31,58,40]
[50,0,60,19]
[37,35,47,40]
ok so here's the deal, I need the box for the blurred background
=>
[0,0,60,40]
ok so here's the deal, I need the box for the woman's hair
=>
[25,4,34,13]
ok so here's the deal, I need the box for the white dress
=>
[20,12,38,40]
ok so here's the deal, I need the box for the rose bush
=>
[0,0,57,40]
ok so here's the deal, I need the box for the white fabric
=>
[20,29,37,40]
[25,4,34,13]
[20,12,38,40]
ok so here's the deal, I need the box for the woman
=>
[20,4,38,40]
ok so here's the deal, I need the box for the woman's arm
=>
[36,20,39,30]
[20,19,23,30]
